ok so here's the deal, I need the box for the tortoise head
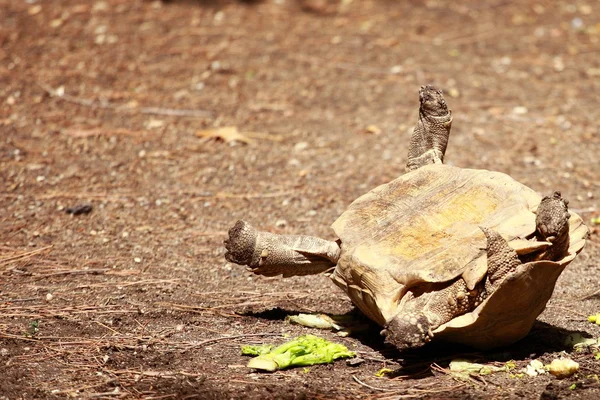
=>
[536,191,570,242]
[382,312,433,350]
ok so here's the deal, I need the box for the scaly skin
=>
[224,86,574,352]
[406,85,453,171]
[535,191,571,261]
[383,277,488,349]
[382,218,571,350]
[383,227,519,349]
[481,227,523,294]
[224,220,340,277]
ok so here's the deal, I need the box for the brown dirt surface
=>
[1,0,600,398]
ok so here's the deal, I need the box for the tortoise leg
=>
[406,85,453,171]
[480,227,522,293]
[224,220,341,277]
[535,191,570,261]
[383,278,487,350]
[383,227,543,350]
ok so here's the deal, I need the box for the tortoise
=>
[224,86,588,350]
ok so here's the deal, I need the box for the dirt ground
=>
[1,0,600,398]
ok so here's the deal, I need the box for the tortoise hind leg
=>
[225,220,341,277]
[406,85,453,171]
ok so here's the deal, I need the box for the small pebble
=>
[512,106,528,115]
[294,142,309,152]
[389,65,403,74]
[571,17,584,30]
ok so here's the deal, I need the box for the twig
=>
[182,332,282,352]
[0,331,39,342]
[51,379,117,395]
[93,321,122,335]
[0,297,39,303]
[579,288,600,301]
[0,190,296,202]
[367,383,468,399]
[434,28,500,46]
[87,388,123,398]
[228,379,283,386]
[32,268,110,279]
[546,305,589,318]
[352,375,395,392]
[36,81,212,119]
[137,106,211,118]
[190,190,296,200]
[570,207,597,214]
[0,245,53,266]
[104,369,203,378]
[288,53,411,77]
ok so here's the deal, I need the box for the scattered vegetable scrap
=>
[588,313,600,325]
[286,314,342,330]
[375,368,394,377]
[523,360,546,377]
[240,344,273,356]
[449,359,505,379]
[285,313,370,337]
[547,358,579,379]
[565,333,598,348]
[591,216,600,226]
[241,335,355,372]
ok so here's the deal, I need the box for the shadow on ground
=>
[244,307,589,377]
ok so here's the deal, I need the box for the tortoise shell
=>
[329,164,587,340]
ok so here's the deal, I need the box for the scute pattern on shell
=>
[331,165,540,284]
[329,164,588,344]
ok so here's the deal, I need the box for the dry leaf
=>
[364,125,382,135]
[196,126,253,144]
[196,126,283,144]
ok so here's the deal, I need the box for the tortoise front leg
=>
[406,85,453,171]
[383,228,521,350]
[224,220,341,277]
[382,278,487,350]
[480,227,523,293]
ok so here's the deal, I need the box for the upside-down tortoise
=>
[224,86,588,350]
